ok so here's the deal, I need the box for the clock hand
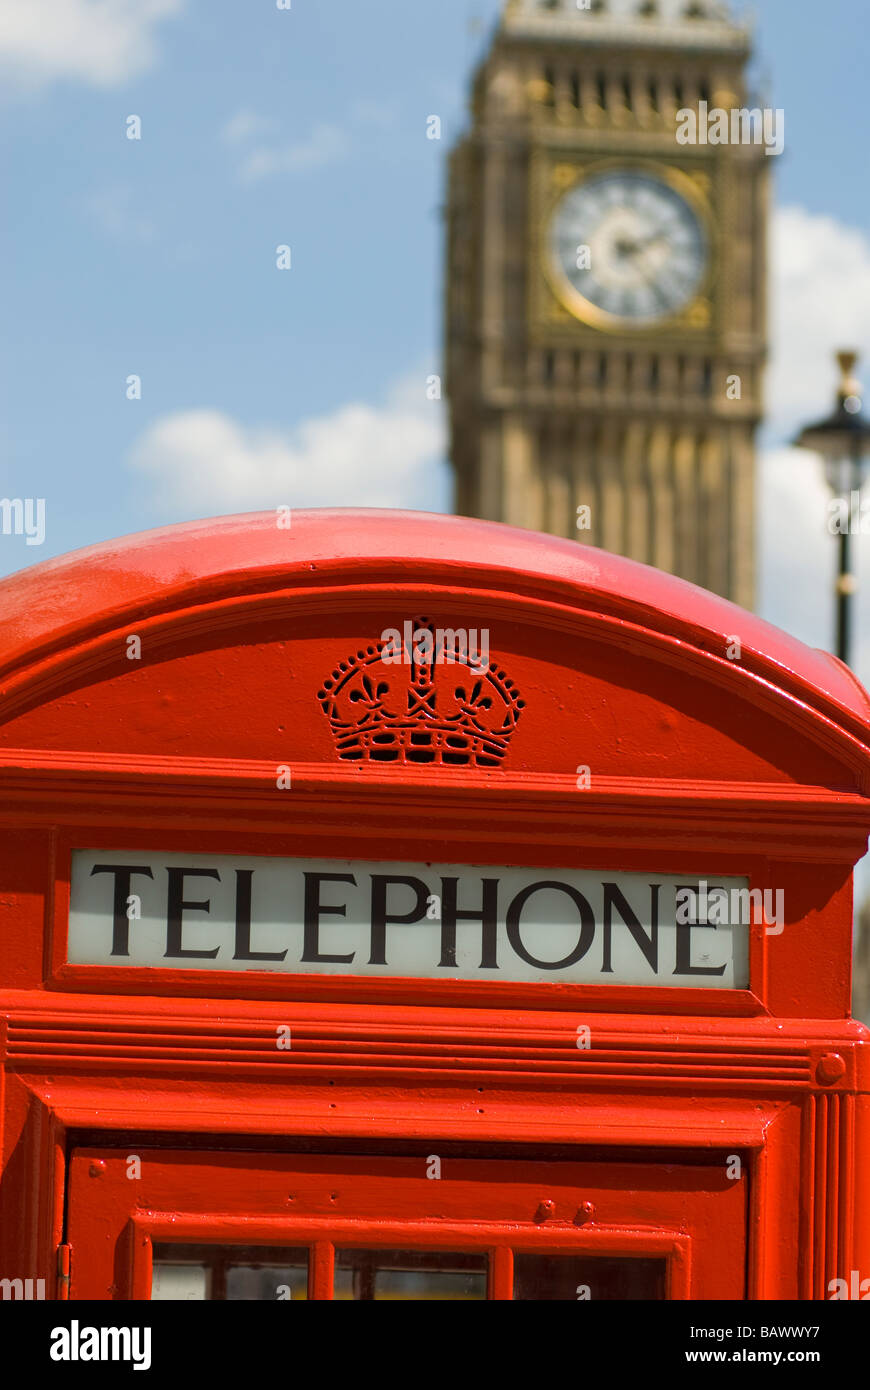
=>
[628,231,669,255]
[614,231,668,259]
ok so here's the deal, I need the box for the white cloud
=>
[220,108,348,182]
[768,205,870,440]
[351,99,397,129]
[760,207,870,690]
[760,442,870,689]
[221,108,278,149]
[0,0,184,90]
[233,121,348,182]
[759,446,836,645]
[127,377,448,514]
[84,183,156,242]
[221,103,392,184]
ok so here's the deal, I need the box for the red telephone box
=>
[0,509,868,1301]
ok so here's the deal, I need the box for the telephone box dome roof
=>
[0,509,868,754]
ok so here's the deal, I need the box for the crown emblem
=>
[317,619,524,767]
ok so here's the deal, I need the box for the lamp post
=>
[794,351,870,667]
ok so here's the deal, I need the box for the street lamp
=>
[794,351,870,667]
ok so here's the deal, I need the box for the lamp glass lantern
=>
[795,351,870,497]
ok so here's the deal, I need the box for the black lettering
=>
[89,863,154,956]
[506,881,595,971]
[165,867,221,959]
[601,882,659,974]
[439,876,499,969]
[369,875,429,965]
[233,868,287,962]
[302,873,356,963]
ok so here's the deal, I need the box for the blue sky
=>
[1,0,869,687]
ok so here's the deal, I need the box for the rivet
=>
[535,1199,556,1222]
[816,1053,846,1086]
[574,1201,595,1225]
[88,1160,106,1177]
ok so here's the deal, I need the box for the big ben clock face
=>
[548,169,708,327]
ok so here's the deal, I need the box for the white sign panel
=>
[68,850,752,988]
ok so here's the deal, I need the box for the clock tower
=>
[445,0,768,609]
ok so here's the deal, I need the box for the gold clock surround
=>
[539,157,717,335]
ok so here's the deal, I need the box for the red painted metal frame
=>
[127,1219,693,1302]
[66,1150,722,1300]
[1,511,869,1303]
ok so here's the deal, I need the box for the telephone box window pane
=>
[334,1249,487,1301]
[512,1254,666,1301]
[151,1262,210,1301]
[151,1244,308,1300]
[226,1261,307,1301]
